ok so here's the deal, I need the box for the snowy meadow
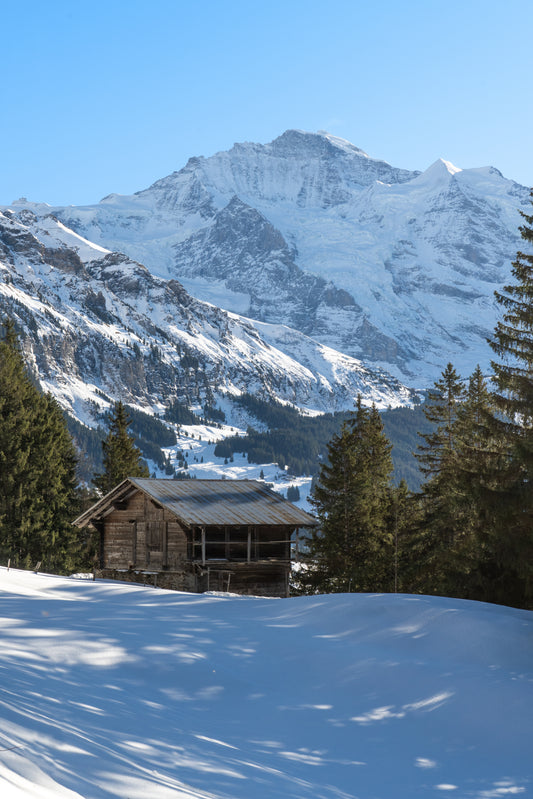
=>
[0,568,531,799]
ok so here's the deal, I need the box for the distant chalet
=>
[74,478,316,597]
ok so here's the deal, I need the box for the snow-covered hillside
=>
[15,129,529,385]
[0,568,531,799]
[0,207,413,428]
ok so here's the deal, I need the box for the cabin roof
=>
[74,478,317,529]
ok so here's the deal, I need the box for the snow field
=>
[0,569,531,799]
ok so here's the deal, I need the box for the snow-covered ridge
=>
[8,129,528,386]
[0,208,413,429]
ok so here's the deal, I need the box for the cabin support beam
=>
[130,520,137,565]
[163,522,168,568]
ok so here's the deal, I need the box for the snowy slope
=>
[16,130,530,385]
[0,568,531,799]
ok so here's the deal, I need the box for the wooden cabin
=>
[74,478,316,597]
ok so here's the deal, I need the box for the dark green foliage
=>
[218,394,350,476]
[301,400,394,594]
[381,403,435,489]
[387,479,422,594]
[214,393,432,488]
[234,393,301,429]
[29,394,84,572]
[416,363,465,482]
[414,364,492,598]
[203,404,226,423]
[215,426,323,475]
[65,415,105,484]
[126,406,176,448]
[67,405,175,481]
[409,232,533,612]
[92,402,149,495]
[180,353,199,370]
[135,437,170,471]
[286,484,300,502]
[124,405,176,471]
[414,364,466,593]
[451,366,508,601]
[412,363,517,601]
[416,366,466,577]
[487,191,533,607]
[0,320,83,573]
[164,399,202,426]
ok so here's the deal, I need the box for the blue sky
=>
[2,0,532,206]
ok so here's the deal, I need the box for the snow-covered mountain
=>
[15,129,529,385]
[0,207,413,427]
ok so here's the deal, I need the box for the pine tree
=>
[447,366,503,599]
[416,363,465,484]
[414,363,518,602]
[487,191,533,607]
[0,320,36,565]
[302,399,394,594]
[287,484,300,502]
[29,393,81,572]
[93,402,149,495]
[415,364,466,594]
[387,479,420,594]
[0,320,81,572]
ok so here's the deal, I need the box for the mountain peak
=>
[317,130,369,156]
[270,129,368,159]
[427,157,462,177]
[410,157,462,188]
[437,157,462,175]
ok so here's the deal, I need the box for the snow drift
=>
[0,568,531,798]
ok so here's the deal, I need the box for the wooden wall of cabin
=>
[102,491,188,570]
[195,562,289,597]
[94,562,288,596]
[95,567,197,593]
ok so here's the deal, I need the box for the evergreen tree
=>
[93,401,149,495]
[29,393,82,572]
[387,478,420,594]
[413,364,513,602]
[302,399,394,594]
[447,366,504,600]
[487,191,533,607]
[415,364,466,594]
[287,484,301,502]
[0,320,36,566]
[0,320,81,572]
[416,363,465,483]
